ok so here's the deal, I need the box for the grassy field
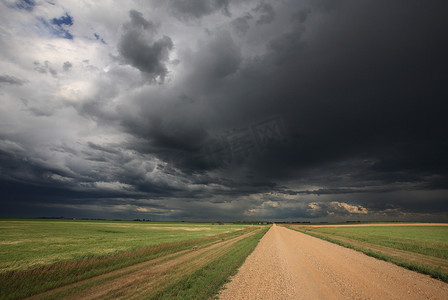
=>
[285,223,448,283]
[0,219,247,273]
[329,225,448,243]
[0,219,268,299]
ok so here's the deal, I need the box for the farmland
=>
[2,220,447,299]
[284,223,448,283]
[0,219,268,299]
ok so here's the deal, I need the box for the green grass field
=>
[0,219,267,299]
[287,224,448,283]
[326,225,448,243]
[0,219,247,273]
[311,226,448,259]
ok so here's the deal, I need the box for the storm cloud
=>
[118,10,173,82]
[0,0,447,221]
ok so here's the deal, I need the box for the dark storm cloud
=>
[253,2,275,25]
[157,0,447,219]
[118,10,173,82]
[231,0,448,181]
[0,136,182,215]
[126,0,448,211]
[125,9,154,31]
[117,29,243,164]
[1,0,448,221]
[187,30,242,79]
[291,8,311,24]
[231,14,252,34]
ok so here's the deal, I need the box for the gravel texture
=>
[219,224,448,299]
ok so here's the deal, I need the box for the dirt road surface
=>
[219,224,448,300]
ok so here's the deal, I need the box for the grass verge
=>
[286,226,448,284]
[151,227,268,300]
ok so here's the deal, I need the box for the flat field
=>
[286,223,448,282]
[0,219,247,272]
[0,219,268,299]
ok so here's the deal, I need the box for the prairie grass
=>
[305,226,448,259]
[330,225,448,243]
[0,219,246,273]
[0,220,256,300]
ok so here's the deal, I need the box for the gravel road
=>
[219,224,448,299]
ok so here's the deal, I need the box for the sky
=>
[0,0,447,222]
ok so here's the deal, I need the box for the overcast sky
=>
[1,0,447,222]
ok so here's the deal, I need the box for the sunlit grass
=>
[312,226,448,258]
[0,222,261,300]
[328,225,448,243]
[0,219,247,273]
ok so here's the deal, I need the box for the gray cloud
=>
[231,13,253,34]
[62,61,72,71]
[169,0,230,19]
[0,0,447,221]
[189,30,241,79]
[34,61,58,77]
[253,2,275,25]
[0,75,27,85]
[291,8,311,24]
[126,9,155,31]
[118,10,173,82]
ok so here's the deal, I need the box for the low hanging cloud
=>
[308,202,369,217]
